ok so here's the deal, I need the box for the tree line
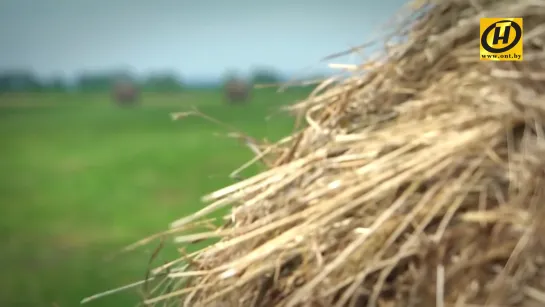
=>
[0,69,185,93]
[0,67,285,93]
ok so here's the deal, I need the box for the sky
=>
[0,0,408,81]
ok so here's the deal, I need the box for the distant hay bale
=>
[224,78,251,105]
[84,0,545,306]
[111,80,139,107]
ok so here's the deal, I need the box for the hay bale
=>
[224,78,251,104]
[89,0,545,306]
[111,80,139,107]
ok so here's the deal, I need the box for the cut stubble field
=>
[0,89,304,307]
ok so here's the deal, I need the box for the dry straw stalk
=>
[85,0,545,306]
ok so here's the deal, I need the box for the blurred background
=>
[0,0,407,306]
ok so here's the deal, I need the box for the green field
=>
[0,89,304,307]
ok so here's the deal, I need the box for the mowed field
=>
[0,89,305,307]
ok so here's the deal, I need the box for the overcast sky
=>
[0,0,408,80]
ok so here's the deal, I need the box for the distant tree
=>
[142,72,183,92]
[221,70,242,84]
[76,73,111,92]
[0,70,43,92]
[250,67,283,85]
[42,76,67,92]
[51,77,67,92]
[0,75,9,92]
[75,70,137,102]
[76,69,136,92]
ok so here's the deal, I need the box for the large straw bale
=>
[88,0,545,306]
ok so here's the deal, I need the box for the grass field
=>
[0,89,305,307]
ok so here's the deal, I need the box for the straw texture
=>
[105,0,545,306]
